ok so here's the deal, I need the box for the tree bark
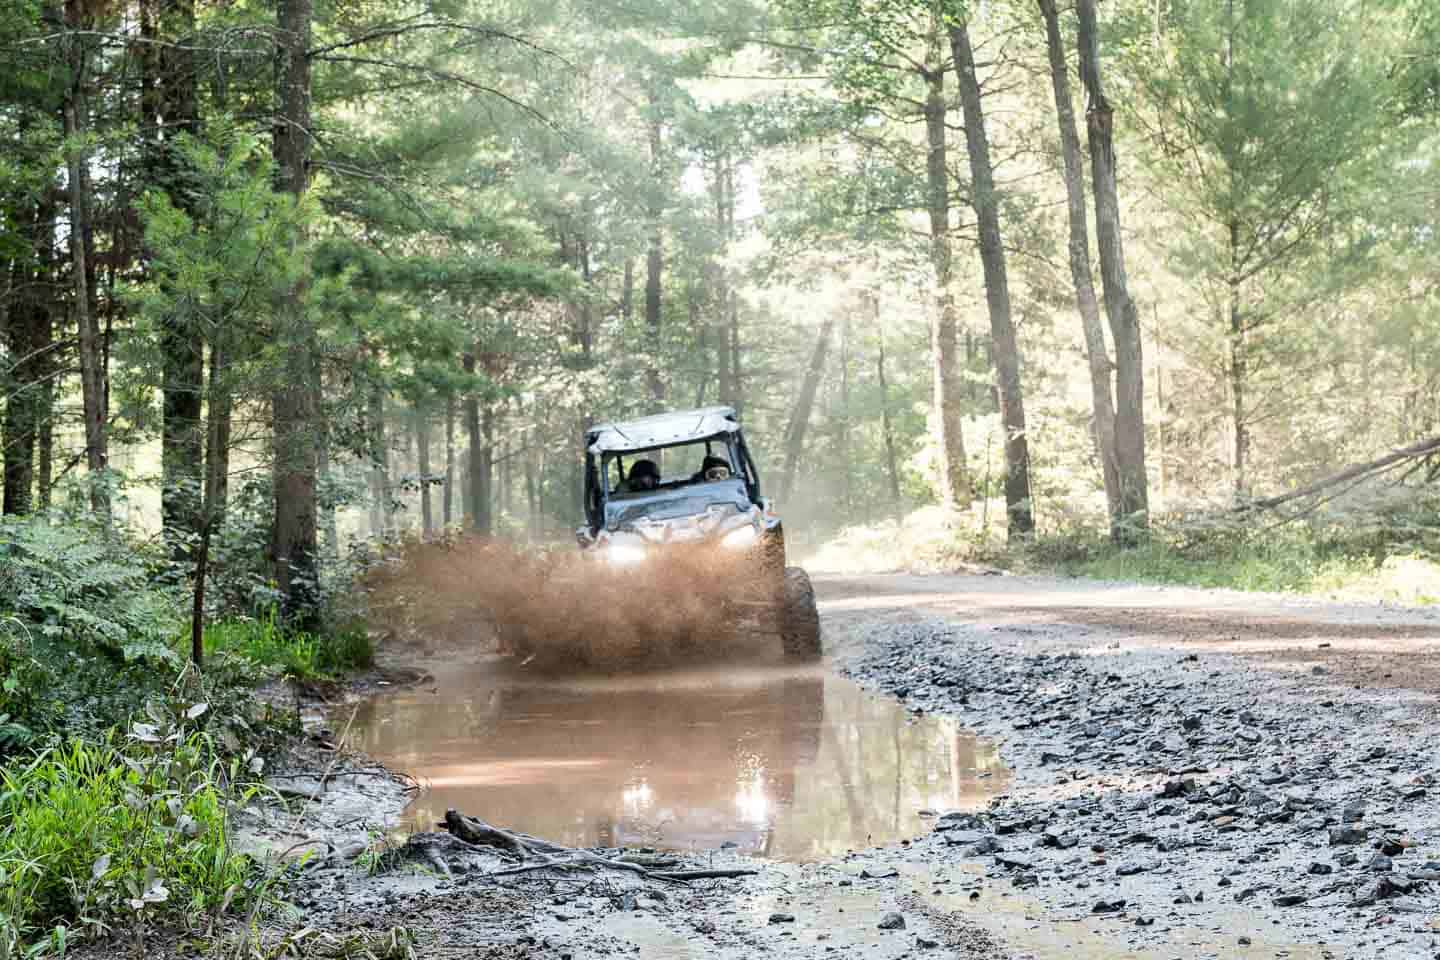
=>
[63,2,108,518]
[204,341,231,529]
[922,52,970,511]
[417,404,433,537]
[271,0,319,623]
[2,201,52,516]
[950,19,1033,538]
[645,111,664,405]
[159,0,203,557]
[463,347,491,536]
[875,296,902,505]
[1039,0,1122,533]
[779,317,835,503]
[1076,0,1149,537]
[443,393,455,528]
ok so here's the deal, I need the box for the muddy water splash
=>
[347,663,1008,860]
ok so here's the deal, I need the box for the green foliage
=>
[1036,509,1439,604]
[0,707,261,955]
[204,612,374,680]
[0,516,181,663]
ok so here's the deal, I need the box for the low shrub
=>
[0,702,263,955]
[204,611,373,679]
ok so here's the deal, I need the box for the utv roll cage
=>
[581,406,764,535]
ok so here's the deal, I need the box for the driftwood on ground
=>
[438,808,758,885]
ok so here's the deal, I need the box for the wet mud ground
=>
[240,573,1440,959]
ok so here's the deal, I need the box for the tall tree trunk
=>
[876,305,902,505]
[443,394,455,527]
[463,347,491,535]
[713,156,736,407]
[729,292,743,416]
[1039,0,1122,534]
[204,341,231,529]
[950,19,1033,538]
[922,51,970,510]
[159,0,203,557]
[2,204,52,516]
[366,354,388,536]
[779,317,835,503]
[645,113,664,405]
[621,257,634,324]
[36,301,53,510]
[839,310,853,513]
[1229,250,1247,497]
[1076,0,1149,536]
[63,3,108,517]
[417,404,433,537]
[271,0,318,622]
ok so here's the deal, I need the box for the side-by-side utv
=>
[577,406,822,659]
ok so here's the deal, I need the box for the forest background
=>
[2,0,1440,948]
[3,0,1440,637]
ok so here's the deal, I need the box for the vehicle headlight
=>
[605,543,647,567]
[720,525,759,550]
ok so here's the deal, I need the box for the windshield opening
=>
[603,437,740,498]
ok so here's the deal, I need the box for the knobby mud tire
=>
[780,567,821,660]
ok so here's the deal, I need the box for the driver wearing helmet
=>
[624,458,661,493]
[691,455,732,483]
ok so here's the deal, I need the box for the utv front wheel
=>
[780,567,821,660]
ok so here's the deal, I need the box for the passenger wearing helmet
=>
[624,458,661,493]
[691,455,732,483]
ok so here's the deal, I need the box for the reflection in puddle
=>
[347,663,1008,860]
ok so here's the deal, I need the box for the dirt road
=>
[255,572,1440,960]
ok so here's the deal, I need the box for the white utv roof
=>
[587,406,739,454]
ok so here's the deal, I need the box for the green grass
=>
[203,612,373,680]
[0,730,258,954]
[1032,528,1440,605]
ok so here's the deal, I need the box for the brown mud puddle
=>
[346,662,1007,860]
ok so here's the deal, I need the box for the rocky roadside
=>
[840,617,1440,959]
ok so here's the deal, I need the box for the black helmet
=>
[700,455,731,481]
[629,458,660,490]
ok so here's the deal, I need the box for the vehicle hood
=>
[603,479,753,538]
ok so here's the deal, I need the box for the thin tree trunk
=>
[464,347,489,535]
[1039,0,1121,533]
[950,18,1033,538]
[270,0,318,622]
[876,298,902,505]
[2,239,47,514]
[417,404,433,537]
[621,257,634,323]
[1076,0,1149,537]
[839,310,852,513]
[922,49,970,511]
[645,112,664,405]
[1229,251,1247,497]
[63,5,108,518]
[159,0,203,558]
[779,317,836,502]
[729,293,743,415]
[204,341,231,528]
[367,372,387,535]
[713,156,735,407]
[478,401,494,535]
[443,393,455,527]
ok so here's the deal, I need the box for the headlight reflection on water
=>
[733,769,770,825]
[622,780,653,817]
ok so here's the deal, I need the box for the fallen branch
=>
[648,869,759,881]
[440,808,757,886]
[1240,435,1440,513]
